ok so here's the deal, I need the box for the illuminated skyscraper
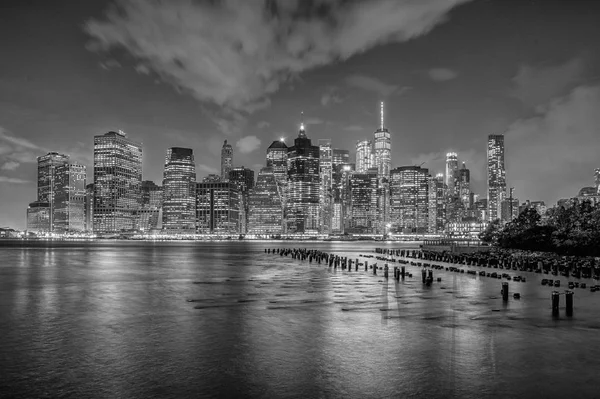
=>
[487,134,506,222]
[221,140,233,181]
[229,166,255,234]
[458,162,471,209]
[53,163,87,232]
[286,122,320,234]
[196,182,240,234]
[445,152,459,197]
[355,140,374,173]
[266,139,288,184]
[247,167,283,236]
[27,201,51,233]
[138,180,162,232]
[162,147,196,233]
[348,168,378,234]
[93,131,142,233]
[373,101,392,179]
[37,152,69,231]
[318,139,333,234]
[390,166,430,234]
[332,149,349,166]
[85,183,94,232]
[428,173,446,233]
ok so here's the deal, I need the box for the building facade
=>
[229,166,255,234]
[318,139,333,234]
[196,182,240,234]
[53,163,87,232]
[93,130,143,233]
[138,180,163,232]
[247,167,283,236]
[162,147,196,233]
[390,166,430,234]
[355,140,374,173]
[26,201,51,233]
[37,152,69,231]
[348,168,378,234]
[286,123,320,234]
[373,102,392,179]
[487,134,506,222]
[221,140,233,181]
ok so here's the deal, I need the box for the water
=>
[1,241,599,398]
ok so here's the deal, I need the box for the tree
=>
[479,219,502,244]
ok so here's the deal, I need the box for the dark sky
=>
[1,0,600,229]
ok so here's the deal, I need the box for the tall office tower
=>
[229,166,255,234]
[595,168,600,194]
[247,167,284,236]
[445,152,459,197]
[487,134,506,222]
[373,101,392,179]
[138,180,163,232]
[37,152,69,231]
[53,163,87,232]
[474,198,488,222]
[286,122,320,234]
[266,139,288,184]
[332,149,350,166]
[196,181,240,234]
[331,149,350,218]
[355,140,374,173]
[501,187,518,222]
[93,130,142,233]
[221,140,233,181]
[389,166,430,234]
[340,164,355,233]
[85,183,94,232]
[458,162,471,209]
[427,173,446,234]
[348,168,378,234]
[161,147,196,233]
[318,139,333,234]
[26,201,51,233]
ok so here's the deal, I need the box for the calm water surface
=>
[1,241,599,398]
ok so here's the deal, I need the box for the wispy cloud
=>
[510,58,584,108]
[0,127,47,171]
[0,176,29,184]
[321,86,344,106]
[99,59,122,70]
[345,74,400,97]
[236,135,262,154]
[197,164,219,175]
[85,0,471,112]
[256,120,270,129]
[1,161,20,171]
[344,125,365,132]
[428,67,458,81]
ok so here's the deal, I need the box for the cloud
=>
[321,86,344,106]
[236,135,262,154]
[506,84,600,205]
[428,67,458,81]
[0,176,29,184]
[304,117,324,126]
[99,59,122,70]
[510,58,584,108]
[85,0,471,112]
[1,161,20,171]
[344,125,365,132]
[134,64,151,75]
[256,120,270,129]
[197,164,219,175]
[345,74,400,97]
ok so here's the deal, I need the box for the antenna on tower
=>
[300,111,305,131]
[380,101,384,130]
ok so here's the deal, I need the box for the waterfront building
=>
[487,134,506,222]
[428,173,446,233]
[332,149,349,167]
[500,187,518,223]
[37,152,69,231]
[93,130,142,233]
[390,166,430,234]
[229,166,255,234]
[286,122,320,234]
[445,152,459,198]
[138,180,162,232]
[85,183,94,232]
[458,162,471,209]
[348,168,378,234]
[53,163,87,232]
[26,201,51,233]
[355,140,374,173]
[221,140,233,181]
[162,147,196,233]
[318,139,333,234]
[247,167,283,236]
[266,139,288,186]
[446,221,489,238]
[196,181,240,234]
[474,198,488,222]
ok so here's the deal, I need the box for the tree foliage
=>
[479,200,600,256]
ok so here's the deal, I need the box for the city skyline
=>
[2,0,600,229]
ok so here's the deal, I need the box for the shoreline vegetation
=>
[479,199,600,258]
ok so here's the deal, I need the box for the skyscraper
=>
[138,180,163,232]
[355,140,374,173]
[26,201,51,233]
[247,167,284,236]
[221,140,233,181]
[53,163,86,232]
[85,183,94,232]
[428,173,446,233]
[93,130,142,233]
[373,102,392,179]
[318,139,333,234]
[37,152,69,231]
[196,181,240,234]
[332,149,349,167]
[390,166,430,234]
[229,166,255,234]
[487,134,506,222]
[348,168,378,234]
[286,122,320,234]
[445,152,459,197]
[162,147,196,233]
[266,139,288,185]
[458,162,471,209]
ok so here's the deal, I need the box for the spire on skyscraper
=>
[298,111,307,138]
[380,101,384,130]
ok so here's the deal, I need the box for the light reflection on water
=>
[1,241,600,398]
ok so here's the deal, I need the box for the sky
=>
[1,0,600,229]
